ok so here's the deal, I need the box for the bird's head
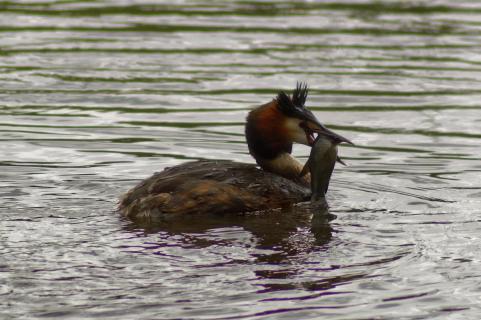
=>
[245,83,352,178]
[277,82,353,147]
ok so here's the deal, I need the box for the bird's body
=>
[119,160,310,220]
[118,83,351,220]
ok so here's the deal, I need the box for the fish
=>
[300,135,347,202]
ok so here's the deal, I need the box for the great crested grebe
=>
[119,83,352,220]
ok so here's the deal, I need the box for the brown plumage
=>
[119,160,310,220]
[245,99,292,160]
[118,83,352,220]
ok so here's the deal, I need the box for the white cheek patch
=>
[284,118,308,144]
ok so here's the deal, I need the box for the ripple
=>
[1,0,481,319]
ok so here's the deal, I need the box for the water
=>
[1,1,481,319]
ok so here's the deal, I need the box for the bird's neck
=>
[245,100,308,185]
[255,152,309,185]
[245,100,292,159]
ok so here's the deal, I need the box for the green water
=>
[1,1,480,319]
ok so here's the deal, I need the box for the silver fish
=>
[300,135,348,202]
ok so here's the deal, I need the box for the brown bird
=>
[118,83,351,221]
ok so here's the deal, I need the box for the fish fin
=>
[336,156,347,166]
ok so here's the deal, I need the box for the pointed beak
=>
[300,109,353,145]
[310,121,353,145]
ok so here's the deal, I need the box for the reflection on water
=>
[1,0,481,319]
[126,200,334,252]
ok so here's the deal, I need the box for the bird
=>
[118,83,352,221]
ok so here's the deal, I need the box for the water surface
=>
[1,1,481,319]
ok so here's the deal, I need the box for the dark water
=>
[1,1,481,319]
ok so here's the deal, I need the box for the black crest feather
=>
[276,82,309,116]
[292,82,308,107]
